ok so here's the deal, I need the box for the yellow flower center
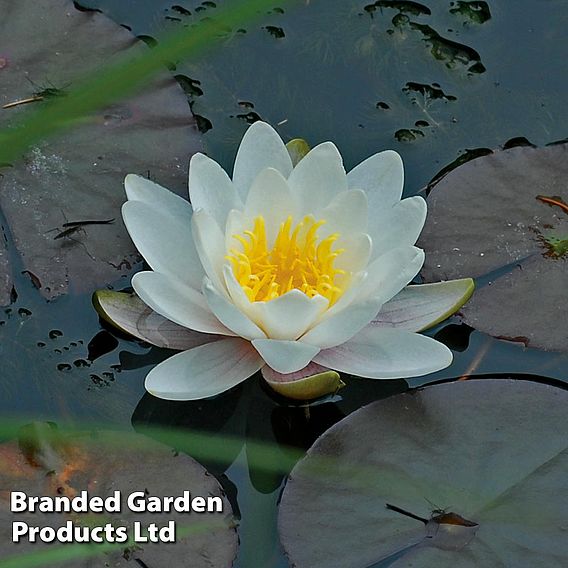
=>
[227,215,346,304]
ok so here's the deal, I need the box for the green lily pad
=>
[0,0,200,305]
[0,423,237,567]
[419,144,568,351]
[278,379,568,567]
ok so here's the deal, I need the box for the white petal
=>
[319,189,368,238]
[252,339,320,374]
[145,338,263,400]
[371,279,475,332]
[287,142,347,216]
[233,121,293,202]
[314,270,368,325]
[370,196,427,258]
[358,246,425,304]
[347,150,404,213]
[314,327,453,379]
[188,153,242,229]
[191,209,227,295]
[248,290,329,340]
[202,278,266,340]
[224,209,246,254]
[309,245,423,335]
[261,361,331,384]
[122,200,204,290]
[335,233,372,273]
[244,168,298,245]
[132,271,233,336]
[93,289,220,351]
[124,174,192,222]
[224,263,255,315]
[301,297,382,349]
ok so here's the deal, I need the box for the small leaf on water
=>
[540,233,568,258]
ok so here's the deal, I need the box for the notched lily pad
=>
[279,379,568,567]
[0,0,201,304]
[0,422,238,567]
[419,144,568,351]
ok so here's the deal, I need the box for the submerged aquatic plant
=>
[109,122,472,400]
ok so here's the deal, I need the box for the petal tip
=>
[381,149,403,164]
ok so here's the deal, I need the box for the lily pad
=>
[419,144,568,351]
[0,423,237,567]
[279,379,568,567]
[0,0,201,304]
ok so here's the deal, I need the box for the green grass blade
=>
[0,0,298,166]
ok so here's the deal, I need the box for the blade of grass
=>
[0,0,298,166]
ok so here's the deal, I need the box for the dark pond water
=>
[2,0,568,566]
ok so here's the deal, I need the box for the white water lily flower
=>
[121,122,472,400]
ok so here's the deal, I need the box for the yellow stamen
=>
[226,215,347,304]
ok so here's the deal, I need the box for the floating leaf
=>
[0,0,201,304]
[279,379,568,567]
[0,423,237,567]
[419,144,568,351]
